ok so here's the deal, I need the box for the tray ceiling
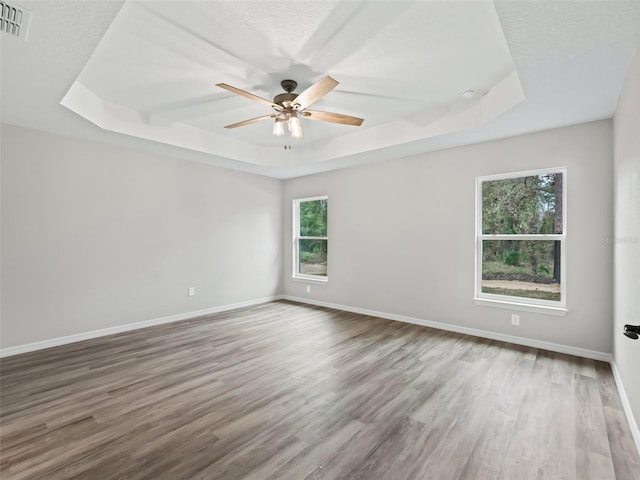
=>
[60,0,522,168]
[3,1,640,178]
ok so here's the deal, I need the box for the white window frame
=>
[293,195,328,283]
[474,168,567,316]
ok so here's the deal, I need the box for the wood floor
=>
[1,301,638,480]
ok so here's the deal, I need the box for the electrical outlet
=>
[188,287,195,297]
[511,314,520,326]
[306,285,311,293]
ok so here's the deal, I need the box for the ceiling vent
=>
[0,0,30,40]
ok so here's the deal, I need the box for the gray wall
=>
[0,119,617,358]
[613,45,640,431]
[1,124,282,348]
[283,120,614,353]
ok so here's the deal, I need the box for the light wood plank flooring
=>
[1,300,638,479]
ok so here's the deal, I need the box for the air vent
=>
[0,0,30,40]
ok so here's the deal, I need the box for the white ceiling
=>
[2,1,640,178]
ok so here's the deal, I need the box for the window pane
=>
[299,239,327,277]
[299,199,328,236]
[482,173,563,234]
[482,240,561,301]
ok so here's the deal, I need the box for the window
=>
[475,168,566,313]
[293,196,328,281]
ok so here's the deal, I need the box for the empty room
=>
[1,0,640,479]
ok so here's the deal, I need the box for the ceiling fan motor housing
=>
[280,79,298,93]
[274,80,299,109]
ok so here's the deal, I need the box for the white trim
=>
[292,195,328,203]
[293,195,328,281]
[610,360,640,457]
[291,276,328,284]
[0,296,281,358]
[473,297,568,316]
[481,234,563,241]
[475,168,567,310]
[281,295,609,362]
[477,166,568,182]
[477,286,565,310]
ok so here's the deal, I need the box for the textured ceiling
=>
[60,0,522,168]
[2,1,640,178]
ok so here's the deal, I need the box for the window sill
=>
[291,276,328,285]
[474,297,568,316]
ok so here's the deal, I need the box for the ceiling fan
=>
[216,76,364,139]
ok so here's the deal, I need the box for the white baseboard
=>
[610,360,640,456]
[2,295,608,362]
[1,293,610,362]
[0,296,281,358]
[281,295,611,362]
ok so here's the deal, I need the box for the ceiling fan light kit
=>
[272,117,286,136]
[216,76,364,141]
[288,111,302,139]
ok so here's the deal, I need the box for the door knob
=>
[624,324,640,340]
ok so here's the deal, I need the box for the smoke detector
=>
[0,1,30,40]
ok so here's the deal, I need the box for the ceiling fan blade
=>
[291,76,339,110]
[302,110,364,126]
[224,114,277,129]
[216,83,282,110]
